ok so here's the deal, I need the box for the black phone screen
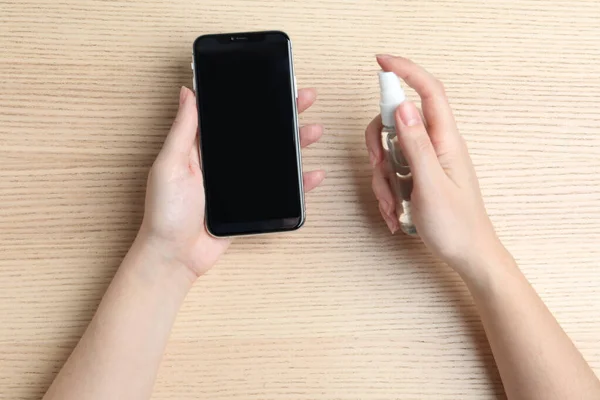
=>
[193,32,303,236]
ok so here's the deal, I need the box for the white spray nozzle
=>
[379,71,406,127]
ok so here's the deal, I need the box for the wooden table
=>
[2,1,600,398]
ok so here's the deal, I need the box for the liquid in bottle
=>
[379,71,417,236]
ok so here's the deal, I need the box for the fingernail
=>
[379,203,398,234]
[397,102,422,127]
[376,54,392,60]
[384,218,394,233]
[179,86,188,106]
[384,214,399,234]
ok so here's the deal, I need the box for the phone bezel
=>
[192,31,305,237]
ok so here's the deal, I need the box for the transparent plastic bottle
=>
[379,72,417,236]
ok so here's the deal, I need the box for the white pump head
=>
[379,71,406,127]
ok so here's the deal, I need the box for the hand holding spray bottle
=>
[378,72,418,236]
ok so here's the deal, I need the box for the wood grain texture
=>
[1,0,600,398]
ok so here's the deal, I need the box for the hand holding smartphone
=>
[193,31,308,237]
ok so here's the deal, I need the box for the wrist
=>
[454,240,519,292]
[121,232,197,296]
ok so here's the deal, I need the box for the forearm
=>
[43,234,193,400]
[461,247,600,400]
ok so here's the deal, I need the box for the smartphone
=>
[192,31,305,237]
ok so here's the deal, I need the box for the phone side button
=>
[193,74,197,92]
[294,76,298,99]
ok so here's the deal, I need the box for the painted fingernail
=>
[397,102,422,127]
[179,86,188,106]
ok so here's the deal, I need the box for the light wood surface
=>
[2,0,600,398]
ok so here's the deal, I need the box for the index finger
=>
[376,55,458,140]
[297,88,317,114]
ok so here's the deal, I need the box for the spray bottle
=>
[378,72,417,236]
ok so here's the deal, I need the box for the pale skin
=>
[43,56,600,400]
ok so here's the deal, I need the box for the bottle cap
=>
[379,71,406,127]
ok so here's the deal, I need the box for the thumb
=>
[394,101,443,181]
[161,86,198,158]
